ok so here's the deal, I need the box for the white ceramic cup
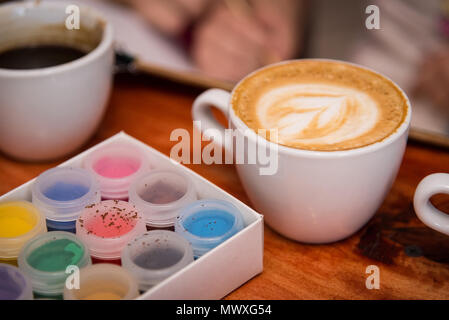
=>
[0,1,114,161]
[192,59,411,243]
[414,173,449,236]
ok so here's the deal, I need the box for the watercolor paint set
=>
[0,132,263,299]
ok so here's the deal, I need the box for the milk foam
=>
[232,60,407,151]
[256,84,379,146]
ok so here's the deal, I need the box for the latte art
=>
[232,60,408,151]
[257,84,379,147]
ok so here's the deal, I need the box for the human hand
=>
[128,0,210,36]
[191,0,305,82]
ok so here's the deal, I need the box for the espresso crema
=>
[232,60,408,151]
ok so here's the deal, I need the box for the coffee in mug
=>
[232,60,408,151]
[192,59,411,243]
[0,1,114,161]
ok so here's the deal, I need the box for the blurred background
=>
[6,0,449,144]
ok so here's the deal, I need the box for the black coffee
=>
[0,45,87,70]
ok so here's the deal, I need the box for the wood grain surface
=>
[1,73,449,300]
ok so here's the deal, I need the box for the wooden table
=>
[1,73,449,300]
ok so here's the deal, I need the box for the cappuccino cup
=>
[192,59,411,243]
[414,173,449,236]
[0,1,114,161]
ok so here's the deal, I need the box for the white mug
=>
[414,173,449,235]
[0,1,114,161]
[192,60,411,243]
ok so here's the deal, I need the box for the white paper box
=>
[0,132,264,300]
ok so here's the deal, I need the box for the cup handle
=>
[413,173,449,235]
[192,88,232,154]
